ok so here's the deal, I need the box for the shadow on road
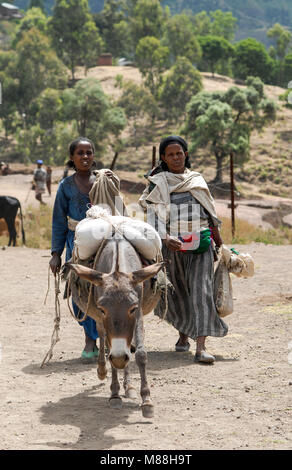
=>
[22,349,197,377]
[38,386,146,450]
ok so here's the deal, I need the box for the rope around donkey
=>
[40,269,61,368]
[40,237,108,368]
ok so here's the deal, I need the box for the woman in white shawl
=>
[139,136,228,363]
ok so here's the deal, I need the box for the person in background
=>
[33,160,47,205]
[1,162,10,175]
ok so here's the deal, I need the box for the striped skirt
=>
[155,245,228,340]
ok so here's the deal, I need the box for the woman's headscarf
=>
[156,135,190,172]
[159,135,188,157]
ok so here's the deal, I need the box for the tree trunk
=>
[211,62,215,78]
[214,152,224,183]
[71,57,75,81]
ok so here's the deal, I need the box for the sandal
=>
[175,341,190,352]
[81,346,99,361]
[194,350,215,363]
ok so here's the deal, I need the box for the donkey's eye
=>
[98,306,106,315]
[129,306,138,315]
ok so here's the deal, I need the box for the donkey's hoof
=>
[125,387,137,399]
[142,404,154,418]
[109,397,123,409]
[97,369,107,381]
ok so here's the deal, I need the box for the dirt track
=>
[1,242,291,450]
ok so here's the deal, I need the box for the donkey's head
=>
[66,262,165,369]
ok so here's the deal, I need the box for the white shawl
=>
[139,169,219,226]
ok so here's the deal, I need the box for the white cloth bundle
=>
[74,205,162,261]
[221,245,254,278]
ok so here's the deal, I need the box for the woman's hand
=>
[49,252,61,276]
[212,226,223,248]
[164,234,183,251]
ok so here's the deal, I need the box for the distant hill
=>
[14,0,104,14]
[14,0,292,46]
[160,0,292,45]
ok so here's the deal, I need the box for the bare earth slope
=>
[0,243,291,450]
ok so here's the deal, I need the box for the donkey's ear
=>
[130,261,165,285]
[65,263,105,286]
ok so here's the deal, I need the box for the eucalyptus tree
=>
[60,77,127,154]
[49,0,104,80]
[159,56,202,120]
[135,36,170,98]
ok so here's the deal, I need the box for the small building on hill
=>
[0,3,23,19]
[98,53,113,66]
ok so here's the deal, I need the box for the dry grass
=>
[220,216,292,245]
[0,204,52,250]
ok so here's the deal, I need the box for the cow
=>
[65,234,164,418]
[0,196,25,246]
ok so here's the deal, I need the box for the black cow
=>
[0,196,25,246]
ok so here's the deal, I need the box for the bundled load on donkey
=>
[66,203,165,323]
[74,205,162,261]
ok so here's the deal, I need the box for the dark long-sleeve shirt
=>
[51,175,90,260]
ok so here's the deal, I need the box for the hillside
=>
[74,65,292,200]
[15,0,292,45]
[161,0,292,43]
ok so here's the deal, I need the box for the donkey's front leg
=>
[97,332,107,381]
[109,366,122,409]
[135,317,154,418]
[123,365,137,399]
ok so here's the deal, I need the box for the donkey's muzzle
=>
[109,353,130,369]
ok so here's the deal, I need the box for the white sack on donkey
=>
[74,205,162,261]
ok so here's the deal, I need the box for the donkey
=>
[65,235,164,418]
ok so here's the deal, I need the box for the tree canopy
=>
[61,77,127,149]
[49,0,104,79]
[135,36,170,97]
[232,38,274,82]
[183,77,277,182]
[198,35,234,76]
[159,57,202,119]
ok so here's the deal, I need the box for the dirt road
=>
[0,243,291,450]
